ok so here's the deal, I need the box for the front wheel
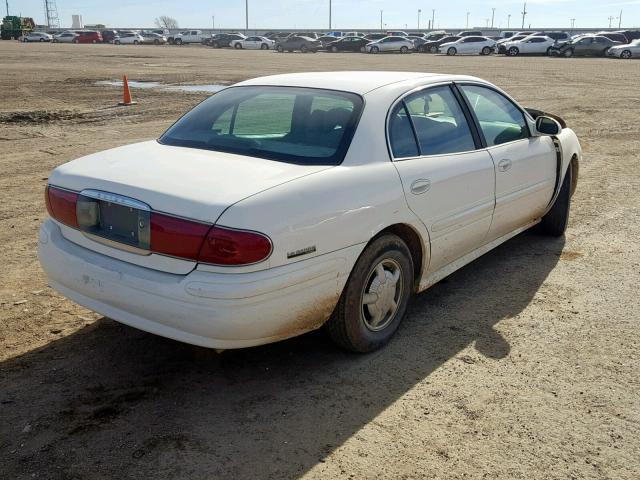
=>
[620,49,632,59]
[331,45,338,53]
[447,47,457,56]
[175,39,182,45]
[114,40,120,45]
[400,46,408,54]
[508,47,519,56]
[429,45,438,53]
[276,45,284,52]
[40,38,45,42]
[563,48,573,57]
[540,163,573,236]
[133,40,139,45]
[370,46,379,54]
[260,43,268,50]
[73,39,79,44]
[154,39,160,45]
[301,45,309,53]
[234,43,242,49]
[481,46,491,55]
[325,234,414,352]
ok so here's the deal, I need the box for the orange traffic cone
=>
[118,74,137,106]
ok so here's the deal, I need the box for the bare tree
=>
[155,16,179,29]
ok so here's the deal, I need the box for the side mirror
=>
[535,116,561,136]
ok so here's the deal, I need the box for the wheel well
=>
[374,224,425,291]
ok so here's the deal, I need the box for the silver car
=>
[52,32,78,43]
[22,32,53,42]
[365,36,414,53]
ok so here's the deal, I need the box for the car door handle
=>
[498,159,512,172]
[410,178,431,195]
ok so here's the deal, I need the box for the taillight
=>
[150,213,210,261]
[45,186,79,228]
[198,226,272,266]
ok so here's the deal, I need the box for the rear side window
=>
[389,104,419,158]
[403,86,476,155]
[460,85,529,146]
[160,86,363,165]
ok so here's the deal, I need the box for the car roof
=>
[235,71,482,95]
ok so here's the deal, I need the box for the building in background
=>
[71,14,83,29]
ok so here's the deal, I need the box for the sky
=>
[12,0,640,30]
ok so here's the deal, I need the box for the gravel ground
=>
[0,42,638,480]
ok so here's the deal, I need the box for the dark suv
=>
[205,33,246,48]
[275,36,321,53]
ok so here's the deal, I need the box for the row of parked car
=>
[20,29,169,45]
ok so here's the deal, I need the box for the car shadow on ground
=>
[1,231,564,479]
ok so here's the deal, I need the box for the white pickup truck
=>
[171,30,206,45]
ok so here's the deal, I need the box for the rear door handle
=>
[498,159,512,172]
[410,178,431,195]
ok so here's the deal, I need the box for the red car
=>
[73,31,103,43]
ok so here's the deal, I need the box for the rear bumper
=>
[38,219,361,349]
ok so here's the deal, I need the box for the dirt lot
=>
[0,42,639,479]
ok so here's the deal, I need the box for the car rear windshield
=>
[159,86,363,165]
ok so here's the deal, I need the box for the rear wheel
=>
[540,163,572,236]
[429,45,438,53]
[325,234,414,353]
[447,47,457,56]
[331,45,338,53]
[301,45,309,53]
[154,39,160,45]
[620,49,632,59]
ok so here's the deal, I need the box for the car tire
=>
[447,47,457,56]
[301,45,309,53]
[563,48,573,57]
[52,39,58,43]
[261,43,269,50]
[481,46,491,55]
[325,234,414,353]
[540,163,572,236]
[429,46,438,53]
[620,49,632,59]
[370,46,379,54]
[508,46,519,56]
[331,45,338,53]
[73,39,79,44]
[133,40,139,45]
[175,39,182,45]
[154,39,160,45]
[400,46,408,54]
[276,45,284,52]
[39,38,45,42]
[234,43,242,49]
[546,46,552,55]
[115,40,120,45]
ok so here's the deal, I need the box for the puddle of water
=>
[95,80,226,94]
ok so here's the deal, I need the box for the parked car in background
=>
[407,35,428,51]
[275,36,321,52]
[549,35,620,57]
[344,31,365,37]
[440,36,495,55]
[407,32,426,38]
[73,31,102,44]
[596,32,628,44]
[386,31,408,37]
[100,30,118,43]
[607,38,640,59]
[420,35,461,53]
[423,32,448,42]
[317,35,339,48]
[366,36,414,53]
[205,33,246,48]
[458,30,483,37]
[230,36,274,50]
[152,29,169,36]
[325,36,368,52]
[544,31,570,43]
[173,30,206,45]
[496,34,529,53]
[286,32,318,39]
[325,31,343,37]
[52,31,78,43]
[39,71,581,353]
[614,30,640,41]
[22,32,52,42]
[141,33,167,45]
[364,33,387,41]
[503,35,556,56]
[499,31,517,39]
[113,33,144,45]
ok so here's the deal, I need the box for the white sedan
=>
[22,32,53,42]
[365,36,414,53]
[230,36,275,50]
[39,72,581,352]
[503,35,556,56]
[440,36,496,55]
[607,39,640,59]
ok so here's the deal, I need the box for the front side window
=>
[160,86,363,165]
[403,86,476,156]
[460,85,529,146]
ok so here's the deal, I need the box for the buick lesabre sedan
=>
[39,72,581,352]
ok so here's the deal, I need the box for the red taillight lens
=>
[198,226,272,266]
[45,185,79,228]
[150,213,210,261]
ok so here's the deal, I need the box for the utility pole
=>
[329,0,332,30]
[570,18,575,30]
[507,14,511,28]
[380,10,383,32]
[5,0,8,16]
[608,16,614,29]
[466,12,470,29]
[491,8,495,28]
[245,0,248,32]
[418,9,421,30]
[618,10,622,29]
[431,9,435,31]
[521,2,527,29]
